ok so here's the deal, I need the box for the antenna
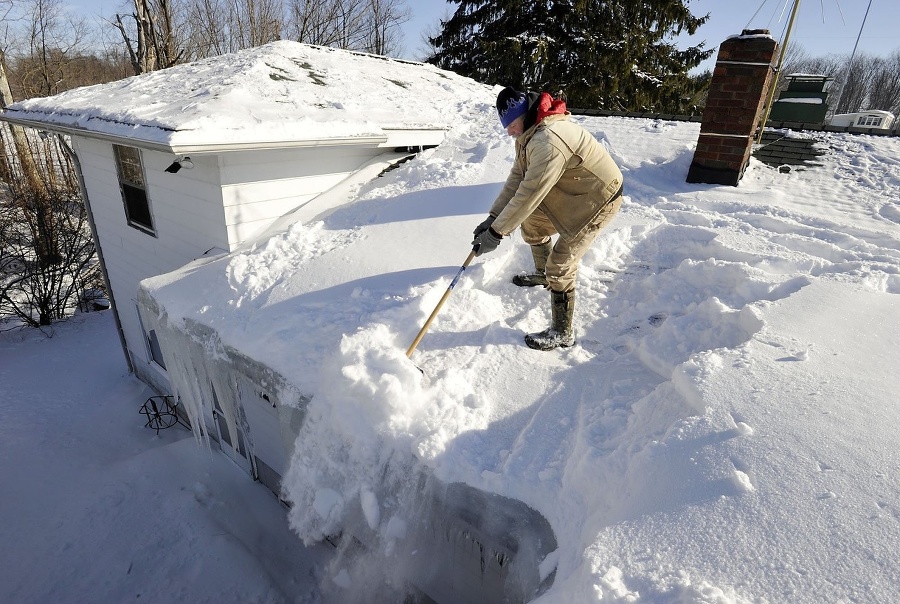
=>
[756,0,804,143]
[831,0,847,26]
[833,0,874,113]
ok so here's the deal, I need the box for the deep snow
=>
[146,99,900,600]
[0,312,331,603]
[4,44,900,602]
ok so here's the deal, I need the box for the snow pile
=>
[143,76,900,601]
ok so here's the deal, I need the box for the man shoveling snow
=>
[472,87,625,351]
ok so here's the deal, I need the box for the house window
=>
[135,304,167,370]
[113,145,155,234]
[148,329,167,369]
[856,115,883,127]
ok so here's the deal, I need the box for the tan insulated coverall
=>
[489,113,624,292]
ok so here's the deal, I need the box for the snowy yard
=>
[0,312,331,603]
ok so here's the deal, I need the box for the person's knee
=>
[546,255,579,290]
[521,214,555,246]
[520,224,552,246]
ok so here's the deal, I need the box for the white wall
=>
[218,145,381,247]
[74,137,231,382]
[76,137,387,389]
[829,111,896,129]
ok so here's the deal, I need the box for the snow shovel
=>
[406,245,479,359]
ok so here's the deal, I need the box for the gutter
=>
[0,111,445,155]
[0,114,175,153]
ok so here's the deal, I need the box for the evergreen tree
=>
[428,0,713,112]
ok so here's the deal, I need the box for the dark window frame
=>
[148,329,167,370]
[113,144,156,235]
[857,115,883,127]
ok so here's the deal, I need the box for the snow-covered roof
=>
[140,98,900,600]
[832,109,895,118]
[784,73,832,79]
[774,97,824,104]
[1,41,488,154]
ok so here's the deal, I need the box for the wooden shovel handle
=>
[406,248,478,358]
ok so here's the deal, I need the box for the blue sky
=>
[401,0,898,68]
[69,0,898,68]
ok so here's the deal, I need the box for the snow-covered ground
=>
[5,72,900,602]
[0,313,332,603]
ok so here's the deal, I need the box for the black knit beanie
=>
[496,87,528,127]
[522,91,541,130]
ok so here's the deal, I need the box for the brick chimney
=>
[687,30,778,186]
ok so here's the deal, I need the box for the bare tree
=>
[183,0,282,56]
[186,0,229,57]
[226,0,283,51]
[285,0,330,46]
[17,0,90,97]
[413,5,450,62]
[0,53,46,196]
[777,45,897,117]
[0,139,103,327]
[866,51,900,115]
[780,44,843,81]
[285,0,410,56]
[364,0,409,56]
[832,52,875,115]
[113,0,186,74]
[0,87,103,327]
[11,52,128,99]
[0,2,104,328]
[286,0,365,48]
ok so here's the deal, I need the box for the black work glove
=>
[472,227,502,256]
[472,215,496,238]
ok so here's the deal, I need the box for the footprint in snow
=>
[648,313,667,326]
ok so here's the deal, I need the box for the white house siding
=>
[218,145,382,247]
[73,137,231,391]
[136,289,308,492]
[73,130,406,398]
[134,144,425,483]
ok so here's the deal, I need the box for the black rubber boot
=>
[525,289,576,350]
[512,242,551,287]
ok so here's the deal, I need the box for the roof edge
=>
[0,113,175,153]
[0,112,448,154]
